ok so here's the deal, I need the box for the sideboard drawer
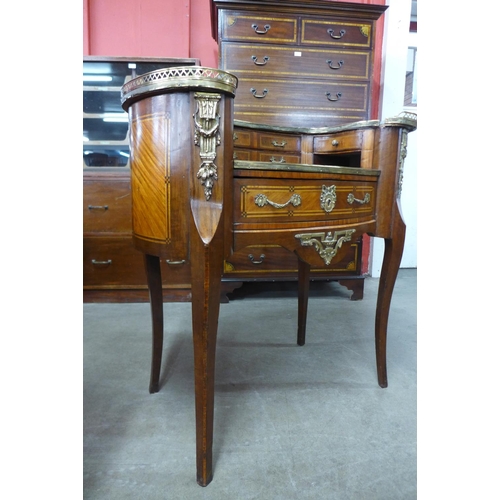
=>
[221,12,298,43]
[234,178,377,223]
[301,19,372,48]
[84,181,132,233]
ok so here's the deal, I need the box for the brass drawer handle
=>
[332,140,339,147]
[269,156,285,163]
[166,259,186,265]
[252,23,271,34]
[248,254,265,265]
[327,28,346,40]
[326,92,342,102]
[250,88,268,98]
[251,55,269,66]
[327,59,344,70]
[347,193,371,205]
[255,193,301,209]
[88,205,109,211]
[271,140,287,147]
[91,259,112,266]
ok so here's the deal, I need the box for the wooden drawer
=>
[234,128,301,152]
[84,236,191,287]
[221,11,298,43]
[235,77,369,113]
[223,43,371,80]
[301,19,372,48]
[233,149,301,163]
[313,130,365,153]
[84,180,132,233]
[234,177,377,223]
[224,243,360,276]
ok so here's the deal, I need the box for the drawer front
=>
[301,19,373,48]
[313,130,365,153]
[84,237,191,287]
[234,178,376,223]
[233,128,301,152]
[224,243,361,275]
[233,149,301,163]
[235,77,369,113]
[221,12,298,43]
[84,180,132,233]
[223,43,371,80]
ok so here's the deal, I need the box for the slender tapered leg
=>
[144,254,164,394]
[190,221,224,487]
[297,258,311,346]
[375,212,406,388]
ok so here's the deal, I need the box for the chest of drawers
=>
[211,0,386,128]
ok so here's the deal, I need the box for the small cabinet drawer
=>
[301,19,372,48]
[224,243,360,275]
[234,128,301,152]
[221,12,298,43]
[234,178,377,223]
[233,149,301,163]
[223,44,371,80]
[313,130,365,153]
[84,180,132,233]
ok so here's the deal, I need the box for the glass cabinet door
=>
[83,58,199,168]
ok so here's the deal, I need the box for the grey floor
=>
[83,269,416,499]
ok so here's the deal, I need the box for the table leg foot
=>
[144,254,164,394]
[297,258,311,346]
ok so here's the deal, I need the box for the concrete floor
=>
[83,269,416,499]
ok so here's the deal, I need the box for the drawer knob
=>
[327,59,344,70]
[88,205,109,211]
[91,259,112,266]
[332,140,339,147]
[327,28,346,40]
[255,193,301,209]
[325,92,342,102]
[248,254,266,265]
[250,88,268,99]
[251,55,269,66]
[252,23,271,34]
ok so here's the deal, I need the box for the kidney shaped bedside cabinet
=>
[121,66,416,486]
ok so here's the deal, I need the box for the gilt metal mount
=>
[295,229,356,265]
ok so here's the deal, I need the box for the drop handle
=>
[327,28,346,39]
[166,259,186,265]
[327,60,344,70]
[251,55,269,66]
[248,254,265,264]
[326,92,342,102]
[252,23,271,34]
[250,88,268,98]
[88,205,109,210]
[91,259,112,266]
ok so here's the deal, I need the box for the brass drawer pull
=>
[251,55,269,66]
[332,140,339,147]
[91,259,112,266]
[325,91,342,102]
[255,193,301,209]
[166,259,186,265]
[327,59,344,70]
[250,88,268,98]
[347,193,371,205]
[327,28,346,40]
[88,205,109,211]
[248,254,265,265]
[271,140,287,147]
[269,156,285,163]
[252,23,271,34]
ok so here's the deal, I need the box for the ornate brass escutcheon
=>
[320,185,337,213]
[295,229,356,265]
